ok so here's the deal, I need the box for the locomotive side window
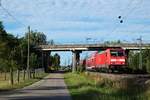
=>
[110,50,124,56]
[110,51,117,56]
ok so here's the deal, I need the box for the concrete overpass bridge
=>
[36,43,150,72]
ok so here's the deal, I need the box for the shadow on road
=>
[0,72,72,100]
[24,86,67,91]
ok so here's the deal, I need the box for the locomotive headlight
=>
[111,59,117,62]
[119,59,125,62]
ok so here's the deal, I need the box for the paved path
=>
[0,73,72,100]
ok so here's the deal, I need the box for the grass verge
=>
[0,72,48,92]
[64,72,150,100]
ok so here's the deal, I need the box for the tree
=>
[128,49,150,73]
[0,59,10,80]
[30,53,38,69]
[104,40,122,45]
[0,21,50,83]
[29,53,38,78]
[0,21,20,84]
[8,48,18,85]
[53,53,60,70]
[24,30,47,70]
[48,40,54,45]
[0,42,6,57]
[142,49,150,72]
[128,52,139,70]
[25,30,47,46]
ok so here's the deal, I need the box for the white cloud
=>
[0,0,150,42]
[1,0,150,65]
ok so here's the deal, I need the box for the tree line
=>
[0,21,60,84]
[104,40,150,73]
[128,50,150,73]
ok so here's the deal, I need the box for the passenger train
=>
[85,48,127,72]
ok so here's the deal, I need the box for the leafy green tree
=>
[0,59,10,80]
[104,40,122,45]
[146,59,150,73]
[0,42,6,58]
[128,49,150,73]
[0,21,50,83]
[0,21,20,84]
[142,49,150,72]
[25,30,47,46]
[48,40,54,45]
[30,53,38,69]
[24,30,47,70]
[29,53,38,78]
[0,21,6,32]
[48,54,61,71]
[8,48,18,85]
[53,53,60,70]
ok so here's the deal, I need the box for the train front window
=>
[118,51,124,56]
[110,51,117,56]
[110,50,124,56]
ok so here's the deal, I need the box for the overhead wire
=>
[111,0,143,34]
[110,0,134,34]
[118,0,150,43]
[0,0,26,27]
[32,1,45,29]
[130,4,150,41]
[122,0,143,20]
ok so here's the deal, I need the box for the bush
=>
[77,65,85,73]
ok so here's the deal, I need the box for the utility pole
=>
[137,36,142,70]
[27,26,30,79]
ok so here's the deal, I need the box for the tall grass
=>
[64,73,150,100]
[0,69,48,91]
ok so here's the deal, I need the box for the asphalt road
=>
[0,73,72,100]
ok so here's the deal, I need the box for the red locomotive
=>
[85,48,127,72]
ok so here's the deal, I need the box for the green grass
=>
[0,71,48,92]
[64,73,149,100]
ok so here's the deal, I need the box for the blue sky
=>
[0,0,150,65]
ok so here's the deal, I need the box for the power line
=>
[111,0,143,34]
[118,0,135,18]
[0,0,26,26]
[122,0,143,20]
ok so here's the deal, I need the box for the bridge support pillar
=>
[42,51,51,73]
[72,50,82,72]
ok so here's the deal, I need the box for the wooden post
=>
[27,26,30,79]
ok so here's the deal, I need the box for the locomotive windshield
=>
[110,50,124,56]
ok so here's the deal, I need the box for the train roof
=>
[106,48,124,50]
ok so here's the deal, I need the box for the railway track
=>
[86,71,150,81]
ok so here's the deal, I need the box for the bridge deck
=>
[37,43,150,51]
